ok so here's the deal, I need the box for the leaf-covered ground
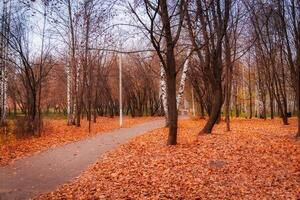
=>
[38,118,299,200]
[0,117,159,166]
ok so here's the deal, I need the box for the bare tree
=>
[185,0,232,134]
[3,12,50,135]
[247,0,292,125]
[130,0,185,145]
[275,0,300,136]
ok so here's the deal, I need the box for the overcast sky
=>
[22,0,151,58]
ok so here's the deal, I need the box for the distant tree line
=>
[0,0,299,142]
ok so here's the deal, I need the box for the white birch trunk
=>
[0,56,3,122]
[0,0,10,124]
[160,65,168,125]
[67,27,73,125]
[72,59,80,122]
[191,88,195,116]
[160,51,190,123]
[176,52,190,109]
[2,64,7,122]
[66,61,72,124]
[0,1,4,124]
[0,63,4,123]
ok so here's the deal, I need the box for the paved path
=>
[0,119,165,200]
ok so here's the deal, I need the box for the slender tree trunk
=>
[199,98,205,119]
[234,82,239,118]
[263,99,267,119]
[297,68,300,137]
[160,66,168,126]
[225,34,232,131]
[248,65,252,119]
[66,62,72,125]
[0,0,10,126]
[270,93,274,119]
[67,0,78,126]
[176,51,190,109]
[225,78,231,130]
[37,6,47,136]
[296,51,300,137]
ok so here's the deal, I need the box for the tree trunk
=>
[160,66,168,126]
[248,65,252,119]
[176,51,190,109]
[200,85,222,134]
[297,54,300,137]
[225,82,231,131]
[297,72,300,137]
[263,99,267,119]
[199,98,205,119]
[166,73,178,145]
[165,39,178,145]
[234,82,239,118]
[225,34,232,131]
[0,0,10,126]
[270,93,274,119]
[13,100,16,116]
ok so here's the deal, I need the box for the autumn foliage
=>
[0,117,160,166]
[38,118,300,199]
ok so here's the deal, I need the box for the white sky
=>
[25,0,151,58]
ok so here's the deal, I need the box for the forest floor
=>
[0,116,160,166]
[0,118,165,199]
[38,118,300,200]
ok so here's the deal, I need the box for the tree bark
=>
[270,93,274,119]
[200,84,222,134]
[166,72,178,145]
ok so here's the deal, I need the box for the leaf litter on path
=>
[38,118,300,199]
[0,117,160,166]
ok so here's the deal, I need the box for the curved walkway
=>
[0,119,165,200]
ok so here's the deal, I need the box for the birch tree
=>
[0,0,11,126]
[176,50,190,109]
[160,65,168,125]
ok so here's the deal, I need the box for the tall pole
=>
[119,52,123,127]
[191,88,195,116]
